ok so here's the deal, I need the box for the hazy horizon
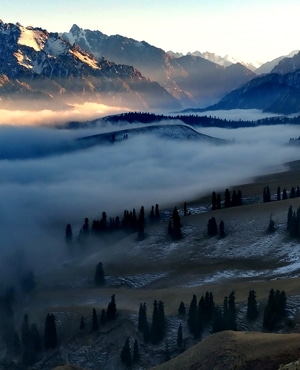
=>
[2,0,300,64]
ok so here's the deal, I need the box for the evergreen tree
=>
[224,188,231,207]
[212,305,223,333]
[94,262,105,286]
[268,216,275,233]
[138,302,147,332]
[44,313,57,350]
[207,217,218,236]
[92,308,98,331]
[178,301,186,316]
[21,314,36,365]
[247,290,258,321]
[227,291,237,330]
[277,186,281,201]
[65,223,73,244]
[137,206,145,239]
[100,309,106,325]
[231,190,237,207]
[171,207,182,239]
[263,289,287,331]
[283,188,288,200]
[290,186,296,198]
[177,323,183,348]
[133,339,139,363]
[155,203,160,219]
[158,300,166,340]
[120,337,132,367]
[150,205,155,221]
[31,323,41,353]
[150,300,160,344]
[143,320,151,343]
[107,294,117,320]
[188,295,200,338]
[263,186,271,202]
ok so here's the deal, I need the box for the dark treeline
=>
[103,111,300,129]
[66,203,161,245]
[263,185,300,203]
[211,189,243,210]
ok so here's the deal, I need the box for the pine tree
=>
[44,313,57,350]
[151,300,160,344]
[65,223,73,244]
[120,337,132,367]
[94,262,105,286]
[178,301,186,316]
[247,290,258,321]
[216,194,222,209]
[137,206,145,239]
[224,188,231,207]
[100,309,106,325]
[177,323,183,348]
[155,204,160,219]
[188,295,200,338]
[92,308,98,331]
[283,188,288,200]
[31,323,41,353]
[228,291,237,330]
[171,207,182,239]
[107,294,117,320]
[133,339,139,362]
[277,186,281,201]
[138,302,147,332]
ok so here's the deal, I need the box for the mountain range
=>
[0,20,300,113]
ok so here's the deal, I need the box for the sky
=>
[1,0,300,64]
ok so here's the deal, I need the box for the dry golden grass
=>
[153,330,300,370]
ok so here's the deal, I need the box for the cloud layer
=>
[0,119,299,285]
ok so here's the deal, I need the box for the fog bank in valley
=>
[0,120,299,286]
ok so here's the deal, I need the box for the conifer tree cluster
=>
[20,314,42,365]
[265,185,300,203]
[287,205,300,237]
[137,300,166,344]
[212,291,237,333]
[120,337,139,367]
[187,292,215,339]
[66,204,161,245]
[211,189,242,210]
[263,289,287,331]
[207,217,225,237]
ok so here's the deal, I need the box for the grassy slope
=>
[152,330,300,370]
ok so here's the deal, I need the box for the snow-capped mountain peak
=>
[17,23,48,52]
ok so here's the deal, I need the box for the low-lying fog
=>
[0,109,299,286]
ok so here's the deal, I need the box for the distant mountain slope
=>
[0,21,179,110]
[272,51,300,74]
[256,50,299,75]
[199,70,300,114]
[153,331,300,370]
[62,25,256,107]
[77,124,227,149]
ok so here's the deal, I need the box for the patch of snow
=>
[106,272,168,288]
[44,37,68,57]
[17,25,47,51]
